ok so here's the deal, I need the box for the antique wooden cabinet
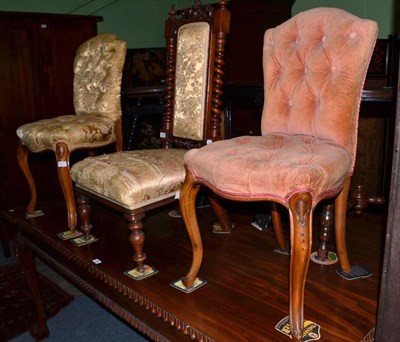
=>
[0,12,101,210]
[225,0,295,84]
[223,0,295,137]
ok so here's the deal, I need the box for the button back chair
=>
[70,0,230,279]
[178,8,377,341]
[16,34,127,235]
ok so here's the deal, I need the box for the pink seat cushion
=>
[185,133,352,206]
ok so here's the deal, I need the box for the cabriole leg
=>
[179,171,203,289]
[56,142,76,232]
[288,192,313,342]
[17,142,39,217]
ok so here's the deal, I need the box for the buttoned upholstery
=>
[17,34,126,153]
[71,21,212,210]
[69,1,231,279]
[185,8,377,204]
[179,8,377,341]
[261,9,369,169]
[17,115,116,153]
[186,134,352,204]
[16,33,127,231]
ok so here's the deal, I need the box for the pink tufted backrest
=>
[261,8,378,171]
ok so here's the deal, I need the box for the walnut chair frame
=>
[70,0,231,277]
[178,8,378,341]
[16,34,127,234]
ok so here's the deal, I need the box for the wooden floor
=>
[3,199,384,341]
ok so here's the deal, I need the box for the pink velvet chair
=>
[178,8,378,341]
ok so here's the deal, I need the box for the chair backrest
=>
[261,8,378,168]
[73,33,127,121]
[161,0,230,149]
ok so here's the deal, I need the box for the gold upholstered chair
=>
[69,1,231,279]
[178,8,377,341]
[16,34,127,235]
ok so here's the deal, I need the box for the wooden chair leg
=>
[179,171,203,288]
[208,192,234,233]
[126,211,147,272]
[288,192,313,342]
[270,202,288,253]
[55,142,77,233]
[335,176,352,273]
[76,194,93,240]
[317,203,335,260]
[14,235,50,340]
[17,142,37,215]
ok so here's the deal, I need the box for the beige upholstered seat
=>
[16,33,127,232]
[17,115,117,152]
[71,149,187,210]
[70,1,231,278]
[178,8,378,341]
[71,18,214,211]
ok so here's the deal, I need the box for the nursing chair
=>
[16,33,127,235]
[178,8,377,341]
[70,0,230,278]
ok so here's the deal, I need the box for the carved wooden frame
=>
[162,0,230,149]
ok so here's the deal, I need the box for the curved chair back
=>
[74,33,127,121]
[261,8,378,173]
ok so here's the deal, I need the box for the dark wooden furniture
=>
[0,11,101,211]
[225,0,295,84]
[224,0,294,137]
[0,197,383,341]
[374,49,400,342]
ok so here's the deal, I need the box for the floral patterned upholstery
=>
[16,33,127,231]
[173,22,210,141]
[73,33,125,121]
[17,33,127,152]
[71,23,211,210]
[70,0,230,277]
[71,149,187,210]
[16,115,116,153]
